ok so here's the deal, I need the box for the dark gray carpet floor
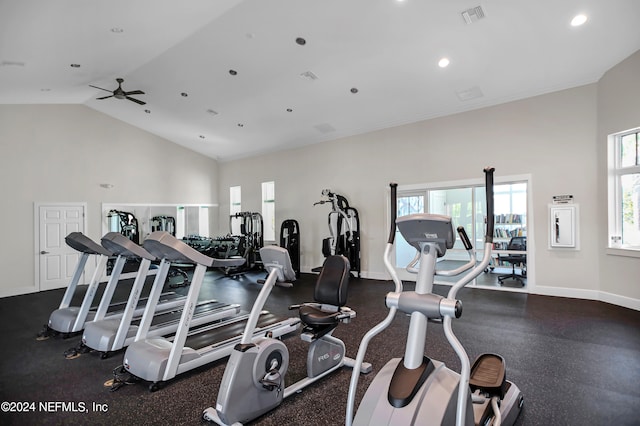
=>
[0,269,638,426]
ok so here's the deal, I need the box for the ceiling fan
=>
[89,78,146,105]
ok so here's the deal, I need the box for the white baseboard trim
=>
[533,285,640,311]
[596,291,640,311]
[360,271,389,281]
[0,285,38,299]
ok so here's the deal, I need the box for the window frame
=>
[229,186,242,235]
[261,181,276,242]
[607,127,640,257]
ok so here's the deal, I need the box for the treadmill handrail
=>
[101,232,156,261]
[143,231,246,268]
[65,232,112,256]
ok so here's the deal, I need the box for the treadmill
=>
[81,232,241,357]
[121,232,300,391]
[43,232,184,337]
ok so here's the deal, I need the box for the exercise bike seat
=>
[297,255,351,338]
[299,306,343,327]
[469,353,507,398]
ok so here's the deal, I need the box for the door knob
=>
[40,250,50,255]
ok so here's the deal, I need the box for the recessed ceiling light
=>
[70,63,81,68]
[350,87,359,94]
[295,37,306,46]
[571,14,587,27]
[229,69,238,76]
[438,57,450,68]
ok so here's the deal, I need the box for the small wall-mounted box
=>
[549,204,578,248]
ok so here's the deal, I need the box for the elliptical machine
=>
[203,247,371,425]
[346,168,523,426]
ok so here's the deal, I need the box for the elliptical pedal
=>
[470,353,507,398]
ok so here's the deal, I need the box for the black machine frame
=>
[314,190,361,277]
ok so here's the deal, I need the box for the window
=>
[493,183,527,250]
[230,186,242,235]
[198,206,209,237]
[608,128,640,251]
[262,181,275,242]
[395,178,528,267]
[396,193,425,266]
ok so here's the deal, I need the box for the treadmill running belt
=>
[143,301,228,327]
[185,313,284,350]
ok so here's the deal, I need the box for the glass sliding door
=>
[394,177,528,288]
[395,193,424,268]
[429,187,473,254]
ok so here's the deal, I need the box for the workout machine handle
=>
[484,167,495,243]
[388,183,398,244]
[456,226,473,250]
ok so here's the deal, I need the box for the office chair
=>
[497,236,526,285]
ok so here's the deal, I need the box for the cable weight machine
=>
[313,189,361,278]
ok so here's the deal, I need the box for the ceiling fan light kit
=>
[89,78,146,105]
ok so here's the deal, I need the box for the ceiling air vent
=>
[314,123,336,134]
[461,6,485,24]
[456,86,484,101]
[300,71,319,81]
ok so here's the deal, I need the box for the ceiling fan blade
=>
[124,90,145,96]
[89,85,113,93]
[96,95,114,100]
[126,96,146,105]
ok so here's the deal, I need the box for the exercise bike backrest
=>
[314,255,350,307]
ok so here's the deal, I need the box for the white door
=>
[38,204,86,291]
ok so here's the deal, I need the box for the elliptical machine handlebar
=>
[484,166,495,244]
[457,226,473,250]
[387,183,398,245]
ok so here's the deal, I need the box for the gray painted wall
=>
[0,104,219,297]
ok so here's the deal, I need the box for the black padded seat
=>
[298,255,350,330]
[313,255,350,307]
[299,306,342,327]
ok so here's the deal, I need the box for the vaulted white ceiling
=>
[1,0,639,161]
